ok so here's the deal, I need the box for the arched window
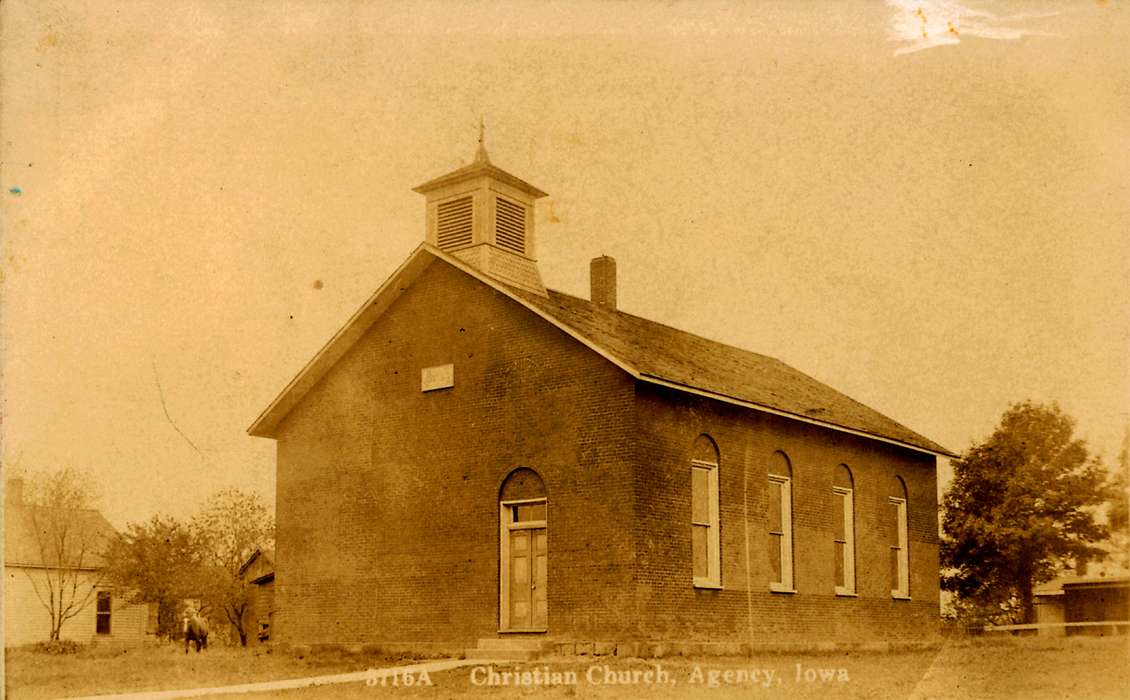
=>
[768,451,794,592]
[889,476,910,599]
[691,435,721,588]
[499,467,546,503]
[833,465,855,595]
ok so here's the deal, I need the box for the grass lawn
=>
[3,642,426,700]
[912,635,1130,699]
[5,635,1129,699]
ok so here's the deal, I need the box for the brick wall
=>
[272,259,940,647]
[632,383,940,642]
[274,261,637,647]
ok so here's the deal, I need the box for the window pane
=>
[96,593,111,635]
[692,467,710,523]
[833,492,845,541]
[693,525,708,579]
[768,481,782,532]
[834,541,845,588]
[768,532,781,582]
[889,502,901,547]
[514,503,546,522]
[890,547,900,591]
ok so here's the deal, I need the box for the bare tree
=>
[20,468,108,641]
[191,488,274,646]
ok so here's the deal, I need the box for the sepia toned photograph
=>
[2,1,1128,698]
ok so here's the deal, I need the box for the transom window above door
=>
[510,502,546,522]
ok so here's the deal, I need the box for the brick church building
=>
[249,142,953,652]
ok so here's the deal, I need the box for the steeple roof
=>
[412,161,548,199]
[412,127,548,198]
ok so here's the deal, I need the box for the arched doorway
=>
[499,468,547,632]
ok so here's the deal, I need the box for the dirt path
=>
[63,659,477,700]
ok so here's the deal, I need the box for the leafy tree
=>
[104,515,203,637]
[1109,426,1129,534]
[1102,427,1130,569]
[19,468,106,641]
[941,401,1110,624]
[191,488,273,646]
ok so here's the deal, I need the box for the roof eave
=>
[412,163,548,199]
[636,372,956,459]
[4,562,104,572]
[247,243,621,437]
[247,243,438,438]
[238,548,262,575]
[1062,577,1130,589]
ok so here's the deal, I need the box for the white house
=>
[4,479,153,646]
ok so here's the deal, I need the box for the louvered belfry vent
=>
[436,196,474,250]
[494,196,527,255]
[413,138,549,295]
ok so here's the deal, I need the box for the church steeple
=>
[413,127,548,296]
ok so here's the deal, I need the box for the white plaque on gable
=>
[421,364,454,392]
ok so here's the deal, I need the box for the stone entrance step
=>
[464,636,553,661]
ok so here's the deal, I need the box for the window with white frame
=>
[691,435,721,588]
[833,465,855,595]
[833,488,855,594]
[889,479,910,598]
[768,452,794,592]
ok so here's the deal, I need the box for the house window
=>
[691,435,721,588]
[768,451,794,592]
[96,591,111,635]
[833,465,855,595]
[890,476,910,599]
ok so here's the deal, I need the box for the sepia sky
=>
[2,0,1127,528]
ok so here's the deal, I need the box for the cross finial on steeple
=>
[475,116,490,164]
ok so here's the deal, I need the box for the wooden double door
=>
[501,499,547,630]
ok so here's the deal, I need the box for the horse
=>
[182,610,209,654]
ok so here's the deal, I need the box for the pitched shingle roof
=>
[239,547,275,580]
[510,286,952,456]
[4,503,117,569]
[250,244,953,457]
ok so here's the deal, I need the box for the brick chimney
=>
[590,256,617,310]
